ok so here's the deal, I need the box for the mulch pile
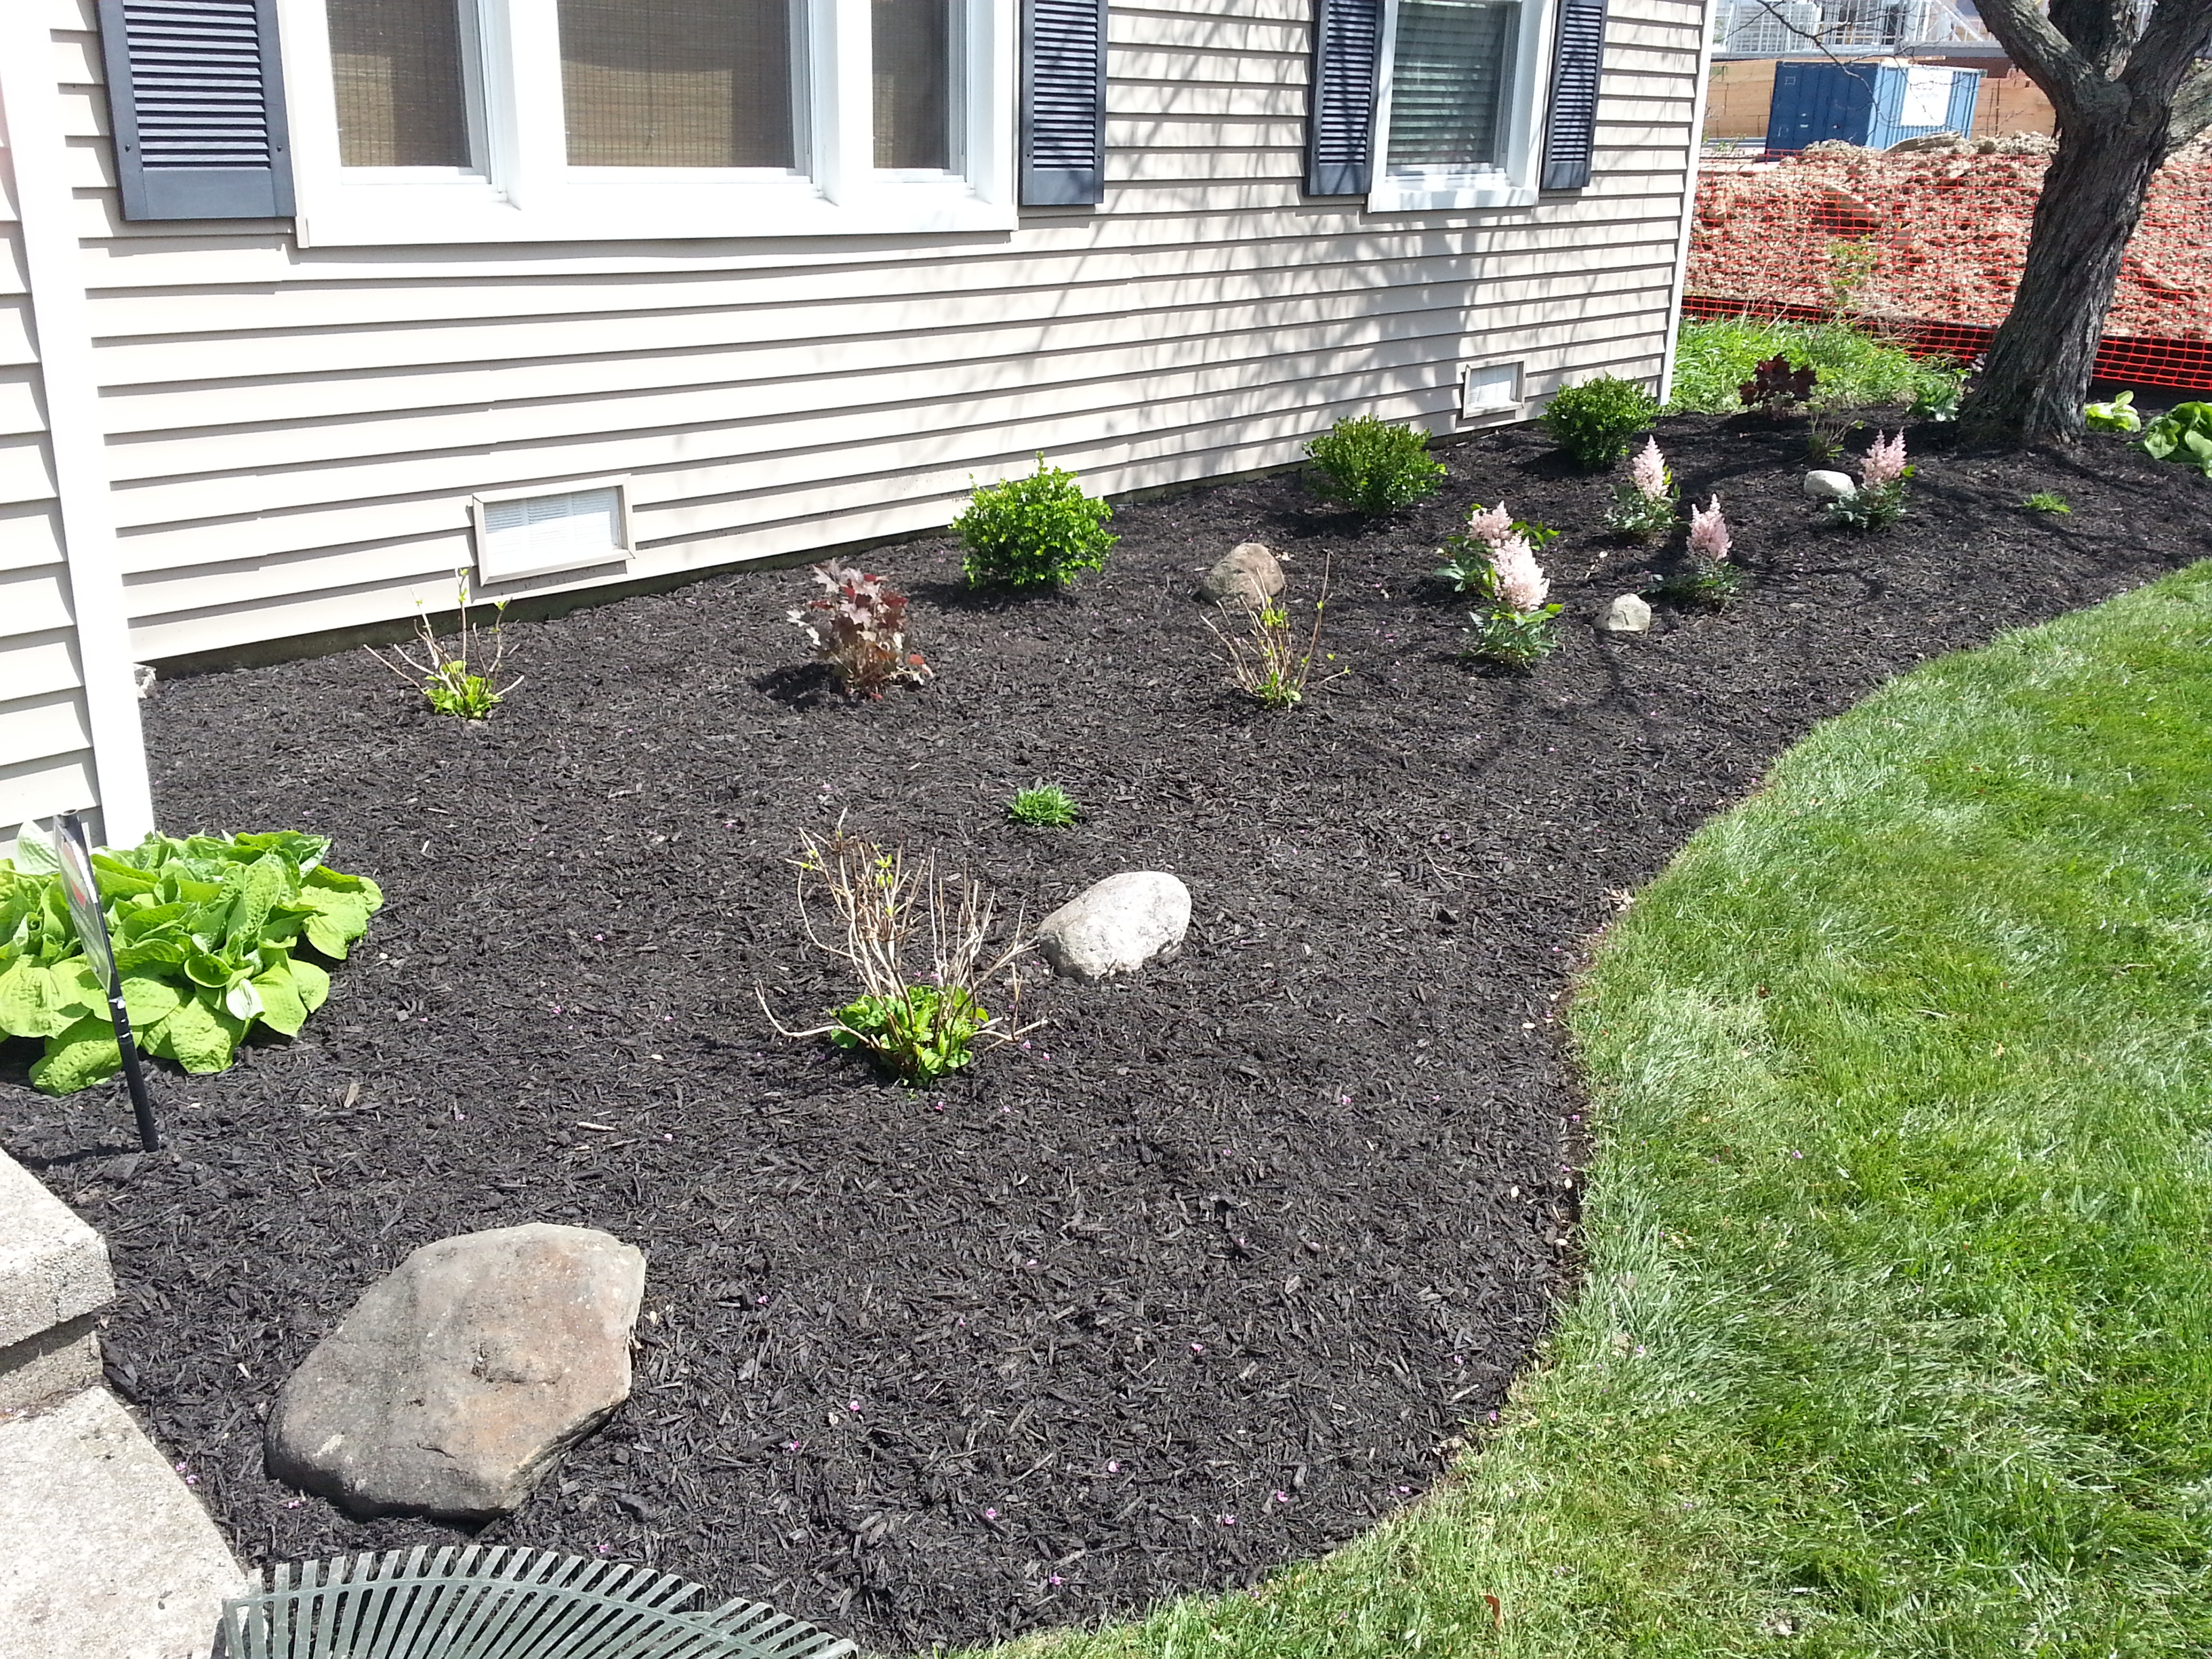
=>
[5,414,2206,1652]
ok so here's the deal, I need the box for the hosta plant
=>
[759,823,1035,1085]
[788,560,930,698]
[0,830,382,1093]
[2084,390,2142,433]
[2141,401,2212,478]
[954,457,1116,588]
[1303,416,1447,516]
[1606,437,1679,540]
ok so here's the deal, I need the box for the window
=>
[473,481,632,583]
[278,0,1013,245]
[1370,0,1549,210]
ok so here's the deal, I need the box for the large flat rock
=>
[0,1387,245,1659]
[266,1223,645,1520]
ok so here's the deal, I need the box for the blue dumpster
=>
[1765,62,1983,153]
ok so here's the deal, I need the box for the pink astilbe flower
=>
[1629,436,1671,503]
[1858,431,1908,489]
[1687,495,1731,564]
[1489,533,1550,613]
[1465,501,1515,548]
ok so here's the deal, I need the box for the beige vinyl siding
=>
[47,0,1703,664]
[0,142,97,844]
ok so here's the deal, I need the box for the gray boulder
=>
[1803,469,1858,500]
[1036,872,1191,982]
[1200,544,1285,607]
[266,1224,645,1519]
[1595,594,1652,635]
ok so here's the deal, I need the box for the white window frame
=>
[281,0,1015,246]
[470,474,634,583]
[1368,0,1551,213]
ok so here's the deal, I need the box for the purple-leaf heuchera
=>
[788,560,933,699]
[1740,353,1818,415]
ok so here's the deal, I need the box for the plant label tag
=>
[51,813,115,994]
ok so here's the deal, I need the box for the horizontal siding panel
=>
[0,300,39,368]
[94,241,1685,397]
[0,501,67,575]
[0,749,98,840]
[0,434,58,506]
[0,367,49,438]
[108,285,1681,519]
[0,629,89,701]
[0,565,75,641]
[0,689,93,768]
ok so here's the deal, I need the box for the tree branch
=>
[1972,0,2108,115]
[2170,60,2212,145]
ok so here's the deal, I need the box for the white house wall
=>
[35,0,1704,668]
[0,125,98,847]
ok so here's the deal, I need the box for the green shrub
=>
[1462,604,1561,670]
[0,830,381,1093]
[1303,416,1447,516]
[1542,376,1662,471]
[954,456,1116,588]
[2085,390,2142,432]
[1668,318,1962,415]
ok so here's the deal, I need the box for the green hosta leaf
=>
[224,976,266,1022]
[0,960,73,1038]
[144,991,246,1073]
[288,955,330,1016]
[227,830,331,874]
[30,1014,122,1095]
[300,867,383,959]
[121,974,182,1029]
[247,958,308,1035]
[5,835,60,877]
[184,951,234,990]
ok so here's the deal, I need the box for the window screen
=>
[874,0,954,169]
[558,0,797,168]
[1386,0,1517,171]
[327,0,471,167]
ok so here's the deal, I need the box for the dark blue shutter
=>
[98,0,293,220]
[1539,0,1606,190]
[1305,0,1380,196]
[1022,0,1107,206]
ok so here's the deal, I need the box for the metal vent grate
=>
[218,1547,859,1659]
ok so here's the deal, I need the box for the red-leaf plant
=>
[787,560,933,699]
[1738,353,1818,416]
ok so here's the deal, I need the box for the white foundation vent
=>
[1461,361,1523,417]
[472,481,632,584]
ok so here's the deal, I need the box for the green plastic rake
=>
[216,1547,859,1659]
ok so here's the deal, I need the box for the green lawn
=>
[1666,317,1963,415]
[976,563,2212,1658]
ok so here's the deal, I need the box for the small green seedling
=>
[2024,491,2072,514]
[1007,783,1079,827]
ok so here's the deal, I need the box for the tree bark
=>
[1958,108,2169,445]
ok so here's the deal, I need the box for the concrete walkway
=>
[0,1151,244,1659]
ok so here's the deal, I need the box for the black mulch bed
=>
[5,414,2207,1653]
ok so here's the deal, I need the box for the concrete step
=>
[0,1149,244,1658]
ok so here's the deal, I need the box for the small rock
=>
[1595,594,1652,634]
[1803,470,1858,500]
[266,1223,645,1519]
[131,663,155,698]
[1036,872,1191,982]
[1200,544,1285,607]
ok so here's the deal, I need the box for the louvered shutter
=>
[98,0,293,220]
[1538,0,1605,191]
[1022,0,1107,207]
[1305,0,1381,196]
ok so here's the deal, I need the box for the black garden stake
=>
[52,812,160,1152]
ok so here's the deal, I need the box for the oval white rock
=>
[1036,872,1191,982]
[1803,470,1858,499]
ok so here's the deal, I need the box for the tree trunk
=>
[1959,107,2171,445]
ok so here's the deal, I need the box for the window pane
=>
[1387,0,1517,170]
[559,0,796,168]
[873,0,954,169]
[327,0,471,167]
